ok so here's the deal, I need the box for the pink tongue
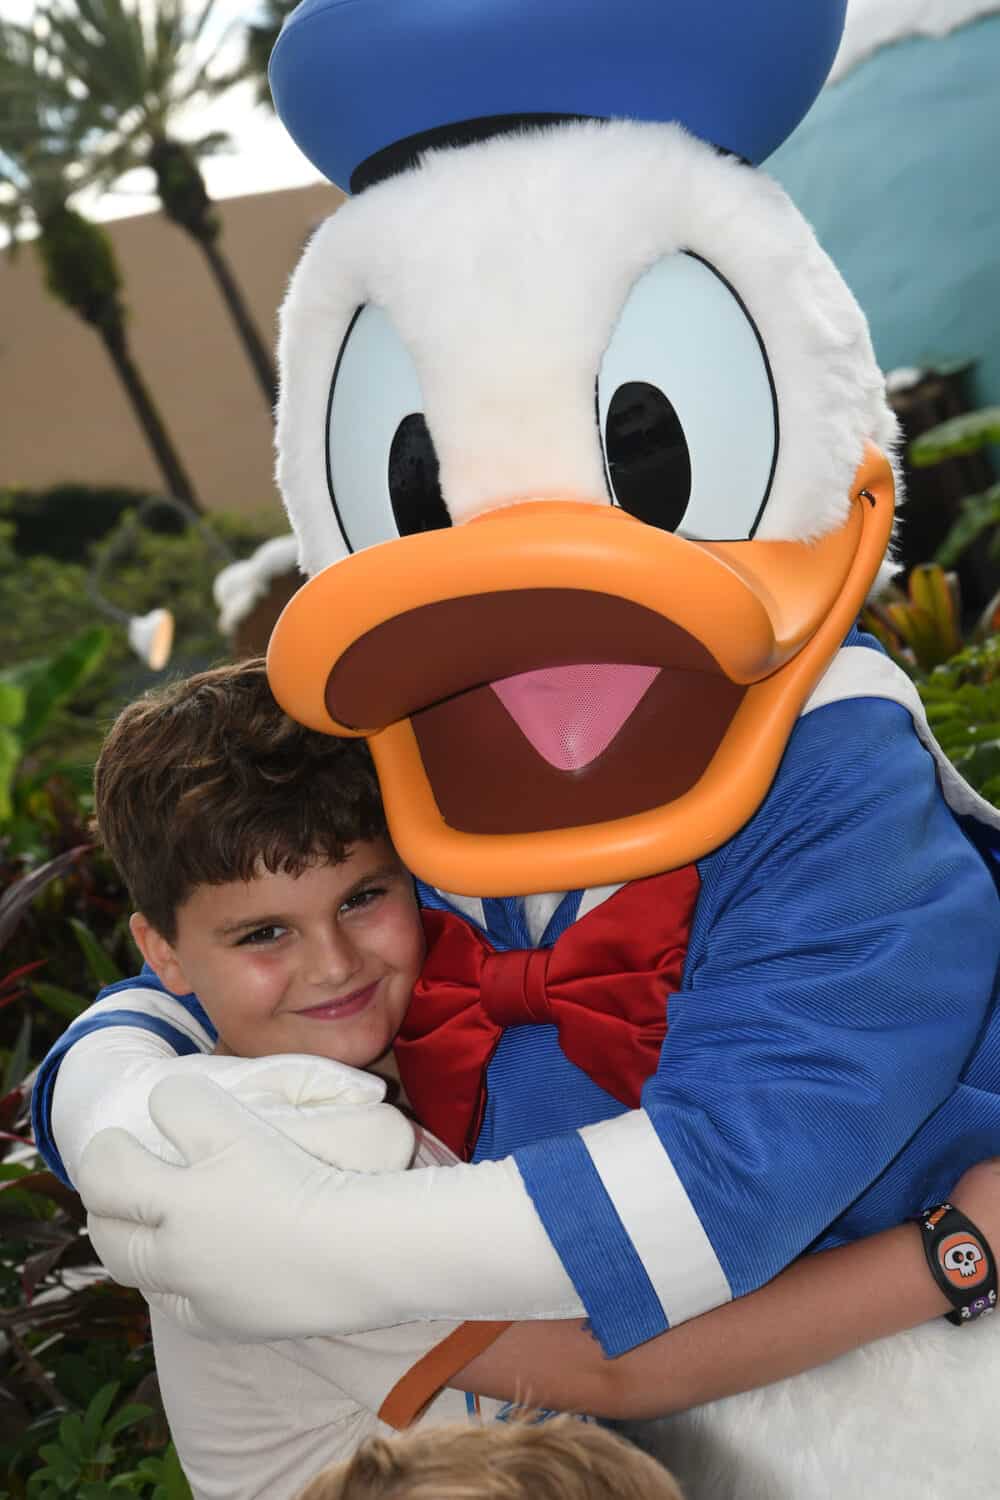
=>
[490,664,660,771]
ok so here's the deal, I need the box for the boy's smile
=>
[295,979,382,1022]
[130,836,425,1070]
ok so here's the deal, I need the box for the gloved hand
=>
[200,1054,417,1173]
[79,1075,583,1342]
[52,1033,414,1184]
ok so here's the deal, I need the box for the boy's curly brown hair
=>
[94,659,386,941]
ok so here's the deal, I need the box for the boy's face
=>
[131,837,425,1069]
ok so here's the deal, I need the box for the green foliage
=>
[8,629,111,752]
[28,1381,151,1496]
[0,810,131,1077]
[0,485,168,563]
[40,0,244,154]
[910,407,1000,466]
[0,501,248,1476]
[0,817,187,1496]
[70,916,125,987]
[918,637,1000,806]
[934,483,1000,570]
[908,406,1000,573]
[0,521,116,780]
[149,138,219,241]
[0,626,136,1069]
[35,206,124,331]
[114,1442,194,1499]
[0,848,90,950]
[0,496,282,1068]
[30,979,92,1023]
[19,1378,192,1496]
[0,15,83,233]
[2,1014,32,1094]
[0,506,279,773]
[35,0,277,404]
[0,627,110,827]
[0,691,21,825]
[0,1151,178,1493]
[863,564,963,674]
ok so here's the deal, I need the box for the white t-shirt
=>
[151,1129,506,1500]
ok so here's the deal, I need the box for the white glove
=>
[51,1031,415,1185]
[79,1075,583,1342]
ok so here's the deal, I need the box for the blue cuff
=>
[514,1130,668,1356]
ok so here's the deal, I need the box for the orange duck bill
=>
[268,445,894,896]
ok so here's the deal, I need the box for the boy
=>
[32,662,1000,1500]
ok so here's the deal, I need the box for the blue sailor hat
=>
[269,0,847,194]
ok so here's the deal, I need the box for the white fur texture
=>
[212,533,300,635]
[623,1316,999,1500]
[276,120,898,580]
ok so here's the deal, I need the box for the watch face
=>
[938,1230,991,1291]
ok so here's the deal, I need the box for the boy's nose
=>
[303,925,363,989]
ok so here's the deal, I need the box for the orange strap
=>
[378,1320,512,1430]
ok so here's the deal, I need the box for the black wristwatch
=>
[915,1202,997,1326]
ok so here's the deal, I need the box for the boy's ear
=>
[129,912,191,995]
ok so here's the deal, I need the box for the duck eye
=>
[597,252,777,542]
[388,414,449,537]
[603,381,692,532]
[326,304,451,553]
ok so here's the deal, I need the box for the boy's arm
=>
[449,1158,1000,1419]
[34,983,216,1185]
[35,984,413,1188]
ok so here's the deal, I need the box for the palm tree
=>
[41,0,279,409]
[244,0,297,108]
[0,21,202,509]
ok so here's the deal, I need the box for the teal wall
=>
[769,15,1000,407]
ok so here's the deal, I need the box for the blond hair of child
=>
[295,1417,684,1500]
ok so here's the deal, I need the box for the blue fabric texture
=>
[515,1128,667,1354]
[509,695,1000,1351]
[269,0,848,190]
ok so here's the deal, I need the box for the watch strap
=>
[916,1202,997,1326]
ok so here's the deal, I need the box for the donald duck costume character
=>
[33,1,1000,1494]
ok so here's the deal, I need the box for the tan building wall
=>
[0,182,344,518]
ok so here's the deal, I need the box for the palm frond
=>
[188,0,224,48]
[42,0,148,117]
[0,19,75,220]
[186,129,233,159]
[243,0,297,107]
[33,0,245,176]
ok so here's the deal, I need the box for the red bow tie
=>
[394,869,700,1159]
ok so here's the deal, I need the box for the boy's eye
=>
[340,885,386,915]
[237,925,287,946]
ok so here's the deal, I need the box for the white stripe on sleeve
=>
[580,1110,731,1325]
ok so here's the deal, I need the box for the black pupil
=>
[388,414,450,536]
[604,381,691,532]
